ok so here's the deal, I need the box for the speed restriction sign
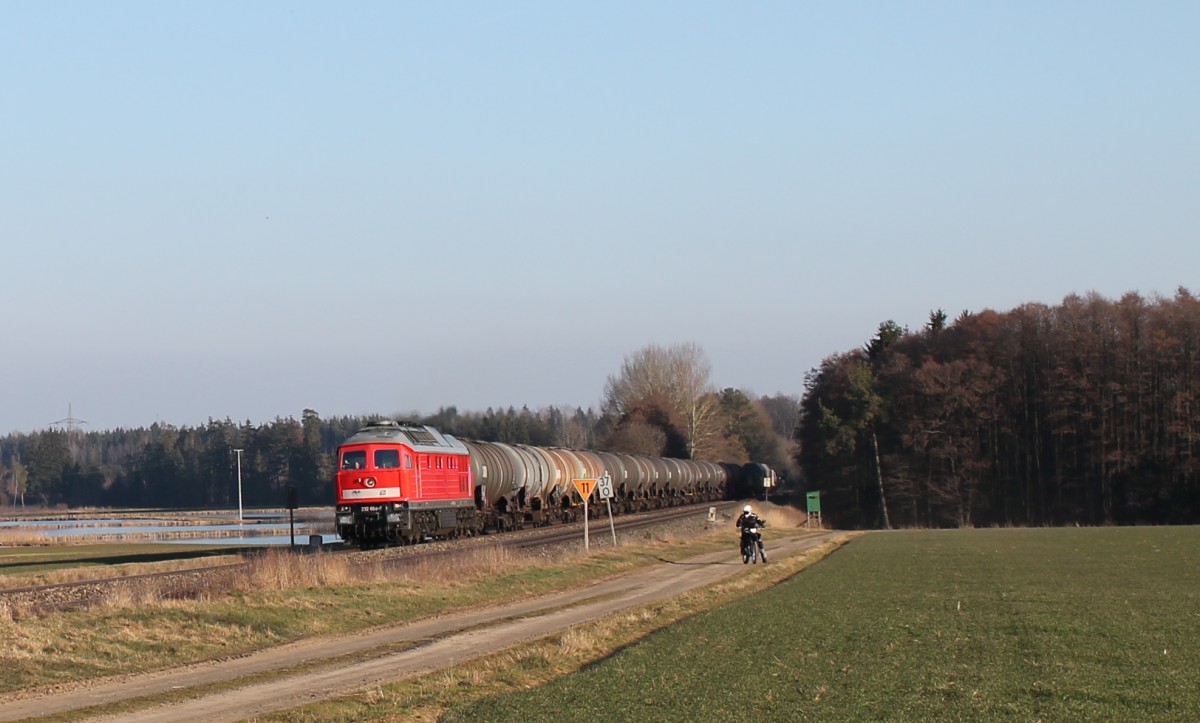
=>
[596,474,614,500]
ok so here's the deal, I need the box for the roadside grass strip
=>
[321,526,1198,723]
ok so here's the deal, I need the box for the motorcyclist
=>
[735,504,767,563]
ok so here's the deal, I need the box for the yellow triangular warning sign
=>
[573,478,597,499]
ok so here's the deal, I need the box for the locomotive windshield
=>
[374,449,400,469]
[341,450,367,470]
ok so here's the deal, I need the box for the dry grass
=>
[239,549,361,591]
[4,505,800,613]
[2,543,558,625]
[9,504,800,613]
[0,527,723,696]
[236,545,530,595]
[0,528,50,545]
[97,584,166,610]
[758,502,810,529]
[397,546,524,584]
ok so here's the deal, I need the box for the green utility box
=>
[806,491,821,513]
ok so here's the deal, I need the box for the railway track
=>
[1,501,738,617]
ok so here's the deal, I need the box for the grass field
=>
[441,527,1200,722]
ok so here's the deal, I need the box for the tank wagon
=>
[334,419,760,548]
[730,462,779,500]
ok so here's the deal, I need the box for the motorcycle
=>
[740,524,767,564]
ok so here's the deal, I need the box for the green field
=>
[444,527,1200,722]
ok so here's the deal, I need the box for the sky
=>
[2,1,1197,434]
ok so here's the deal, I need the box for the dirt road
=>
[0,532,837,722]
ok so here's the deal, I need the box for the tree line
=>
[0,344,799,511]
[10,287,1199,529]
[797,288,1200,528]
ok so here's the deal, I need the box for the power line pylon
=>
[50,404,88,433]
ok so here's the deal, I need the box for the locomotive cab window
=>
[374,449,400,469]
[342,450,367,470]
[405,454,413,469]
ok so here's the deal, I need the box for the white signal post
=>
[596,473,617,546]
[234,448,244,523]
[572,478,597,550]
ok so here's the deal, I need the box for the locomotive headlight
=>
[364,478,376,488]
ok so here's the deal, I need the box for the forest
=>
[0,344,799,512]
[798,289,1200,528]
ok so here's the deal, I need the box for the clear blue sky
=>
[2,1,1196,434]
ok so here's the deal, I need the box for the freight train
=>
[334,419,776,548]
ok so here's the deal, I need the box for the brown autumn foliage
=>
[798,289,1200,528]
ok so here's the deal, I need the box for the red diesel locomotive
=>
[335,421,478,546]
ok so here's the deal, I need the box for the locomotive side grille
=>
[403,428,440,446]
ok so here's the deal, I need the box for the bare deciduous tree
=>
[603,342,722,458]
[557,415,591,450]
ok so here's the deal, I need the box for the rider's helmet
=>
[743,505,752,513]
